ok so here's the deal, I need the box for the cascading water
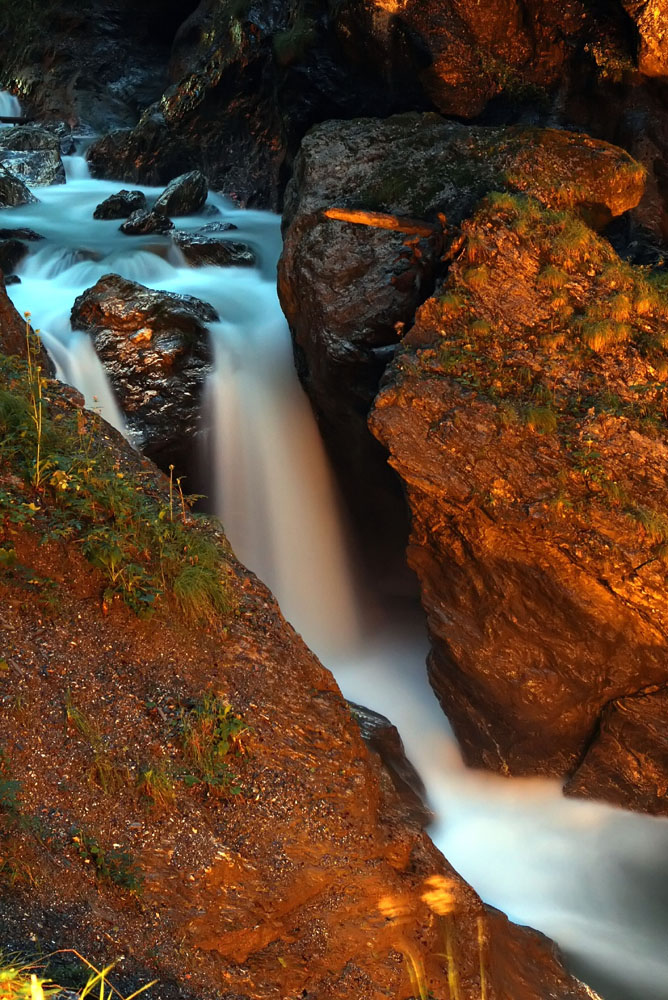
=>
[0,90,21,120]
[4,151,668,1000]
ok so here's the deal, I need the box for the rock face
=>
[83,0,631,209]
[565,689,668,813]
[173,227,255,267]
[0,0,190,133]
[349,701,433,828]
[70,274,216,472]
[120,209,174,235]
[153,170,208,216]
[0,126,65,186]
[0,280,52,371]
[93,189,147,219]
[0,344,599,1000]
[278,113,644,567]
[369,181,668,811]
[622,0,668,78]
[0,165,37,208]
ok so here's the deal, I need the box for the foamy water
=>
[2,146,668,1000]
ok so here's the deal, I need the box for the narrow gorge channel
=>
[3,119,668,1000]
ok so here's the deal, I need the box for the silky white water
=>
[3,155,668,1000]
[0,90,21,120]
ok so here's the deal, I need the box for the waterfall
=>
[3,160,668,1000]
[0,90,21,120]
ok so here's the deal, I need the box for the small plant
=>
[461,265,490,291]
[0,957,57,1000]
[136,763,176,811]
[524,405,557,434]
[178,693,247,794]
[579,320,631,352]
[64,694,129,795]
[536,265,569,291]
[71,828,142,893]
[0,950,155,1000]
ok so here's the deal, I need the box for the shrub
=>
[178,694,247,795]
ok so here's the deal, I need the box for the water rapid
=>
[3,150,668,1000]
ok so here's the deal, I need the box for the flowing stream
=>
[2,106,668,1000]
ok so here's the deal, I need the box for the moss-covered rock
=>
[370,189,668,809]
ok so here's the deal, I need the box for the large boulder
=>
[70,274,217,473]
[153,170,207,216]
[278,113,644,568]
[0,164,36,207]
[93,189,147,219]
[370,188,668,812]
[0,125,65,186]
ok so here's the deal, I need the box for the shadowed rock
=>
[0,125,65,186]
[94,189,147,219]
[173,227,255,267]
[120,209,174,235]
[0,165,37,207]
[153,170,207,216]
[348,701,433,827]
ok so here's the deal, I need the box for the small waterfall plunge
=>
[3,151,668,1000]
[0,90,21,120]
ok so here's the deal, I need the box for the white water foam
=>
[3,158,668,1000]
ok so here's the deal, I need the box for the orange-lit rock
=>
[279,113,645,564]
[623,0,668,78]
[370,191,668,810]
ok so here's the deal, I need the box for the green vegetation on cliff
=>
[0,327,232,621]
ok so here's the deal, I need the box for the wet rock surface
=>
[0,125,65,186]
[349,701,433,828]
[120,209,174,235]
[0,227,44,241]
[0,165,37,208]
[0,238,28,277]
[173,228,255,267]
[70,273,217,471]
[93,189,147,219]
[153,170,208,216]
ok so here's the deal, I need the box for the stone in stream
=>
[172,226,255,268]
[70,274,217,474]
[0,238,28,276]
[93,189,147,219]
[153,170,207,217]
[0,227,44,241]
[0,164,37,207]
[0,125,66,186]
[120,208,174,235]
